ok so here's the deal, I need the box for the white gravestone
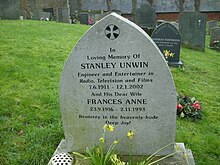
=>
[59,13,176,155]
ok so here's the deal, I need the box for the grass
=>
[0,20,219,164]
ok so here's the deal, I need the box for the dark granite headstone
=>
[135,1,156,29]
[32,9,40,20]
[209,27,220,50]
[80,12,89,25]
[208,20,217,35]
[179,12,206,52]
[42,11,51,20]
[152,22,182,67]
[0,0,19,19]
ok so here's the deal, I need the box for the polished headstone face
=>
[179,12,206,52]
[79,13,89,25]
[151,22,182,66]
[59,13,176,155]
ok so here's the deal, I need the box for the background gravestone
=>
[0,0,19,19]
[59,13,176,155]
[57,8,70,23]
[179,12,206,52]
[42,11,51,20]
[209,27,220,50]
[79,12,89,25]
[151,22,182,67]
[208,20,217,35]
[135,1,156,35]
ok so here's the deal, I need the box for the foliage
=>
[20,0,32,19]
[210,40,220,49]
[72,124,118,165]
[177,95,202,121]
[163,49,175,59]
[73,125,179,165]
[0,20,89,164]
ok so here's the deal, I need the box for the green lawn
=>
[0,20,219,165]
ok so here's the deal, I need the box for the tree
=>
[20,0,32,19]
[106,0,112,11]
[147,0,154,6]
[132,0,137,22]
[76,0,81,13]
[194,0,201,12]
[178,0,185,14]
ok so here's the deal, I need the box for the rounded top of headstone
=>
[152,22,180,38]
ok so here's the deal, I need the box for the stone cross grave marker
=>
[208,20,217,35]
[179,12,206,52]
[59,13,177,155]
[151,22,182,67]
[209,27,220,50]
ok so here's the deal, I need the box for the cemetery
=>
[0,0,220,165]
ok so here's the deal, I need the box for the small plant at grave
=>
[163,50,175,59]
[72,124,119,165]
[210,40,220,48]
[176,95,202,121]
[126,130,179,165]
[73,125,181,165]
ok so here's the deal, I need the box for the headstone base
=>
[168,61,183,67]
[48,140,195,165]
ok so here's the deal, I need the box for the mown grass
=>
[172,29,220,164]
[0,20,219,165]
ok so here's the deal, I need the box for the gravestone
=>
[151,22,182,67]
[32,9,40,20]
[209,27,220,50]
[79,12,89,25]
[179,12,206,52]
[49,13,195,165]
[136,1,156,35]
[60,12,176,155]
[0,0,19,19]
[208,20,217,35]
[42,12,51,20]
[57,8,70,23]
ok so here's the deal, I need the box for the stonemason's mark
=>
[105,24,120,40]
